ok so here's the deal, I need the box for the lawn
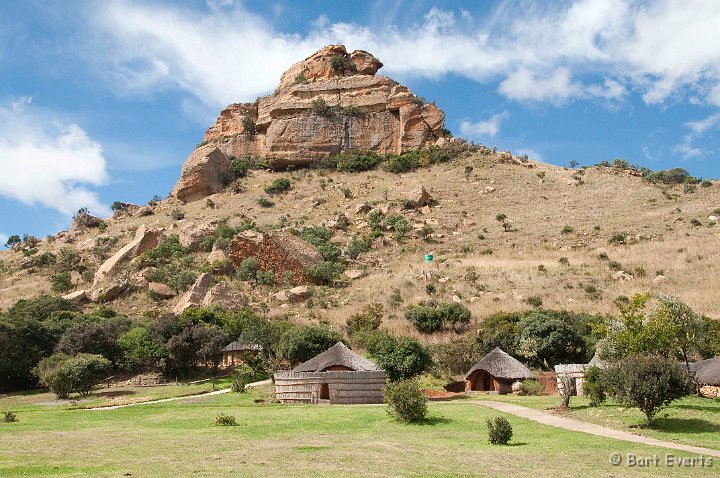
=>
[472,393,720,451]
[0,385,716,478]
[0,375,235,412]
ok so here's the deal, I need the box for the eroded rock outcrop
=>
[172,44,446,202]
[228,231,323,284]
[93,224,165,286]
[173,273,215,314]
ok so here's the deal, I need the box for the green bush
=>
[34,353,112,398]
[383,152,420,173]
[277,325,344,365]
[405,305,444,334]
[213,413,237,426]
[332,152,381,172]
[255,269,275,286]
[583,366,606,407]
[3,411,17,423]
[346,303,383,333]
[231,364,254,393]
[306,261,344,285]
[264,178,291,194]
[517,379,543,396]
[236,257,260,281]
[525,296,543,308]
[383,379,427,423]
[345,236,369,259]
[372,337,433,381]
[50,271,72,293]
[487,416,513,445]
[242,116,256,136]
[603,354,690,427]
[230,156,249,178]
[258,197,274,208]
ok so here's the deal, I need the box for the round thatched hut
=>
[220,340,262,368]
[694,357,720,398]
[464,347,535,394]
[273,342,386,404]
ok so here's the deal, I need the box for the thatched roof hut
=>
[274,342,386,404]
[464,347,535,394]
[587,353,605,368]
[220,340,262,368]
[293,342,379,372]
[694,357,720,386]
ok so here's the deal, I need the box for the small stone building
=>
[465,347,535,394]
[221,340,262,368]
[554,353,605,397]
[273,342,386,404]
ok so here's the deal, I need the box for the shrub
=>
[3,411,17,423]
[603,355,690,426]
[346,303,383,333]
[345,236,369,259]
[383,379,427,423]
[242,116,256,136]
[383,152,420,173]
[255,269,275,286]
[306,261,344,285]
[277,326,344,365]
[231,364,254,393]
[5,234,21,247]
[258,197,274,208]
[117,327,167,371]
[170,209,185,220]
[405,305,444,334]
[309,98,330,115]
[608,233,627,245]
[608,260,622,271]
[230,156,249,178]
[518,380,543,396]
[213,413,237,426]
[487,416,513,445]
[34,353,112,398]
[525,296,543,308]
[50,271,72,293]
[333,152,381,172]
[583,366,606,407]
[236,257,260,281]
[264,178,291,194]
[561,225,574,234]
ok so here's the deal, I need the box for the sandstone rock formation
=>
[149,282,176,300]
[179,221,218,251]
[201,281,247,309]
[93,224,165,286]
[229,231,323,284]
[70,212,103,232]
[171,146,231,203]
[173,273,215,314]
[90,281,130,303]
[172,44,446,202]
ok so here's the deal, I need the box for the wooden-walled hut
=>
[464,347,535,394]
[274,342,386,404]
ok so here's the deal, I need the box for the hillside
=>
[2,152,719,338]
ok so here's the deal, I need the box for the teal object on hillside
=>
[424,254,433,263]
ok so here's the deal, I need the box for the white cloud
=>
[87,1,720,108]
[516,148,544,162]
[459,111,509,138]
[672,112,720,160]
[0,97,111,217]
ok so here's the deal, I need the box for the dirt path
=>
[86,379,272,411]
[470,400,720,457]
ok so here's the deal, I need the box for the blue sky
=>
[2,0,720,242]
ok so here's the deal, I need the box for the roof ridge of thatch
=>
[292,342,381,372]
[464,347,535,380]
[221,339,262,352]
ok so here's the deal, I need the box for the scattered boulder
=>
[207,249,227,264]
[344,269,364,280]
[708,215,718,222]
[136,205,154,217]
[653,275,666,284]
[355,203,372,215]
[62,290,88,303]
[179,221,218,251]
[173,273,215,315]
[93,224,165,286]
[70,212,103,232]
[275,285,311,304]
[201,281,247,310]
[171,145,232,203]
[324,213,350,230]
[401,186,434,209]
[612,271,634,281]
[90,281,130,302]
[228,231,323,284]
[148,282,176,300]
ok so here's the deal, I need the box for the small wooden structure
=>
[220,340,262,368]
[464,347,535,394]
[273,342,386,404]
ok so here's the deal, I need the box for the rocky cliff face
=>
[173,44,446,202]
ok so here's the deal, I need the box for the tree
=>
[383,379,427,423]
[194,326,229,375]
[514,312,585,369]
[4,235,20,248]
[117,327,167,371]
[603,355,690,427]
[34,353,111,398]
[405,305,444,334]
[372,337,433,382]
[654,295,702,371]
[583,366,606,407]
[594,294,676,360]
[277,325,343,365]
[55,318,131,364]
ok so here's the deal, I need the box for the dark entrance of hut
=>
[319,383,330,400]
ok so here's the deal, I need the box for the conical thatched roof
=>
[464,347,535,380]
[587,352,605,368]
[694,357,720,386]
[292,342,381,372]
[221,340,262,352]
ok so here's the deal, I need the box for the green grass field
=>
[1,385,717,478]
[473,393,720,451]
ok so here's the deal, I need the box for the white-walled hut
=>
[465,347,535,394]
[554,353,606,397]
[273,342,386,404]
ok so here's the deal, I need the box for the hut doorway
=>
[319,383,330,400]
